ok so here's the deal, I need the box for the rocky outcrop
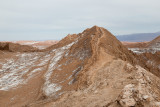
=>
[118,65,160,107]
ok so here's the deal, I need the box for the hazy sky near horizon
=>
[0,0,160,41]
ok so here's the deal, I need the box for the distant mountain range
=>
[116,32,160,42]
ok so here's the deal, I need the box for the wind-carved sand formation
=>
[0,26,160,107]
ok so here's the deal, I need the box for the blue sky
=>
[0,0,160,41]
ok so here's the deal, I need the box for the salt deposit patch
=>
[43,82,62,96]
[129,48,160,54]
[0,53,43,91]
[43,41,76,96]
